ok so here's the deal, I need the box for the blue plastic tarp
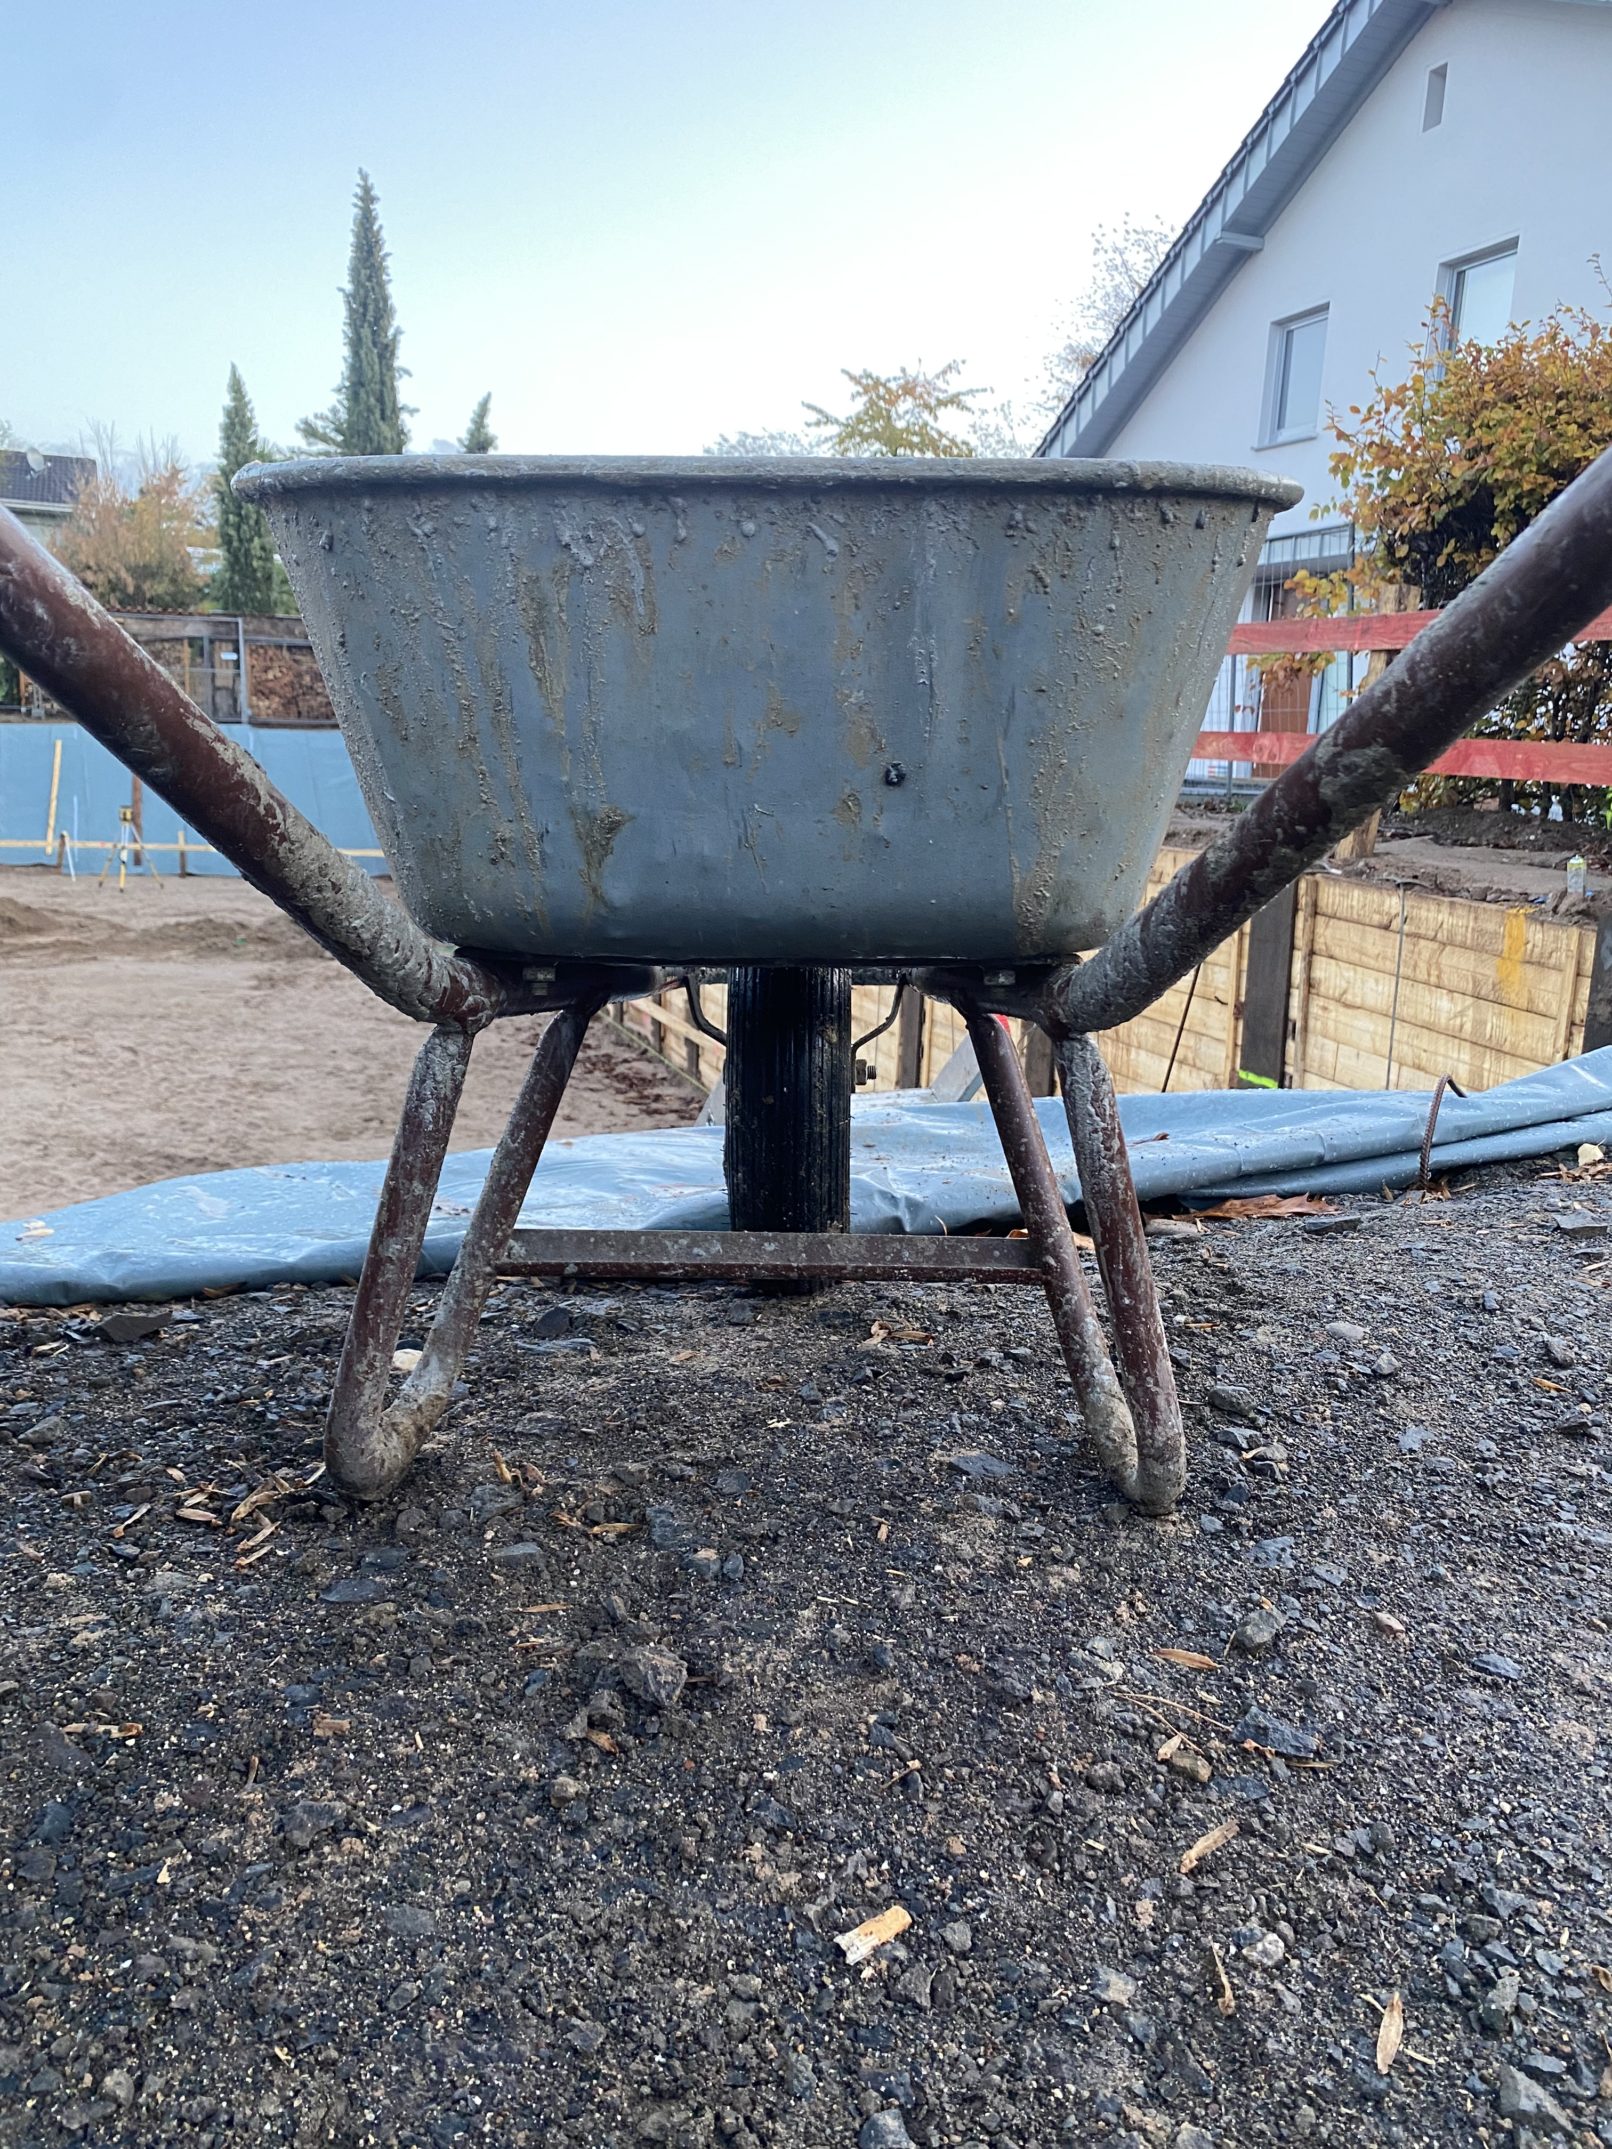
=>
[0,721,383,876]
[5,1051,1612,1306]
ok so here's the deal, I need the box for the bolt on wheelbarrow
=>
[5,448,1612,1510]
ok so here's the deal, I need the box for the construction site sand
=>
[0,869,701,1220]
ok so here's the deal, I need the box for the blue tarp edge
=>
[5,1050,1612,1306]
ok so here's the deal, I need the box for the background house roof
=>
[1038,0,1448,460]
[0,450,95,515]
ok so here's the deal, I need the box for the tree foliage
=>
[705,425,813,458]
[299,171,412,456]
[802,362,979,457]
[1321,302,1612,602]
[56,440,206,612]
[213,367,282,614]
[459,394,497,453]
[1295,297,1612,811]
[1039,214,1173,421]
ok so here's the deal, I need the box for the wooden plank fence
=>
[617,850,1604,1102]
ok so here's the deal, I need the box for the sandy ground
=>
[1,1164,1610,2145]
[0,870,701,1220]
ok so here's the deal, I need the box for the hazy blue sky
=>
[7,0,1334,466]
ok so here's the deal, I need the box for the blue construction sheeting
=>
[0,720,382,875]
[4,1053,1611,1306]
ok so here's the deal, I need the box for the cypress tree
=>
[459,394,497,452]
[213,366,280,614]
[299,170,411,455]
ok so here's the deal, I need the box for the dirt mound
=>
[0,893,98,954]
[0,895,316,965]
[131,912,320,962]
[0,895,78,945]
[1385,805,1612,861]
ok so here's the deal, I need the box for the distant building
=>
[0,450,95,552]
[1039,0,1612,752]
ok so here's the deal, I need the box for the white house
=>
[0,450,95,553]
[1041,0,1612,735]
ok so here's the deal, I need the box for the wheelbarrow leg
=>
[1052,1031,1185,1515]
[963,1008,1142,1504]
[327,1000,599,1500]
[327,1023,475,1498]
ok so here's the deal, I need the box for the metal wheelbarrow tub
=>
[238,455,1300,967]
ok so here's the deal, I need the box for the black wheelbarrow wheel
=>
[723,966,852,1286]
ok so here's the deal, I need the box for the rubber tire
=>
[723,967,852,1277]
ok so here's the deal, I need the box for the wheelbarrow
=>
[5,450,1612,1515]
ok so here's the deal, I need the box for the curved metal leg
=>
[326,1001,598,1500]
[1053,1032,1185,1515]
[964,1008,1142,1503]
[326,1023,475,1499]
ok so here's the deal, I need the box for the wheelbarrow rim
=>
[235,452,1304,512]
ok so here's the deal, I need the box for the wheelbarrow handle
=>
[1054,441,1612,1037]
[0,504,510,1030]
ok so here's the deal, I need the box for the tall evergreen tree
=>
[459,394,497,452]
[298,171,411,455]
[213,366,280,614]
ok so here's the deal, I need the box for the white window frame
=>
[1260,307,1329,448]
[1437,240,1519,347]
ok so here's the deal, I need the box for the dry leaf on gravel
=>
[230,1478,293,1526]
[1180,1819,1239,1874]
[834,1905,912,1964]
[1208,1942,1236,2017]
[1153,1648,1220,1671]
[1375,1990,1405,2073]
[864,1320,935,1348]
[1196,1193,1335,1221]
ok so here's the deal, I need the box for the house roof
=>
[0,450,95,514]
[1038,0,1450,459]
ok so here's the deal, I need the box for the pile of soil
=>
[1381,809,1612,862]
[0,873,700,1220]
[1167,805,1610,915]
[3,1163,1610,2145]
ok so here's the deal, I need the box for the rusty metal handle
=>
[0,504,511,1030]
[1054,441,1612,1035]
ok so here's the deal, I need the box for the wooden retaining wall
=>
[616,845,1606,1099]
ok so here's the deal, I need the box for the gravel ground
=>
[3,1165,1612,2148]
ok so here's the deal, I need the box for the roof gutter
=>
[1038,0,1446,460]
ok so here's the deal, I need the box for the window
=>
[1422,63,1447,129]
[1444,244,1517,346]
[1263,308,1328,444]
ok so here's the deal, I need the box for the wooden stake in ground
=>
[1331,644,1394,863]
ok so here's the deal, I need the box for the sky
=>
[5,0,1337,469]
